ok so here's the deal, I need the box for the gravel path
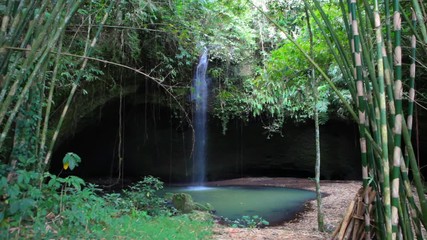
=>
[207,177,362,240]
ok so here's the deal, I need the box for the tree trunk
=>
[305,6,324,232]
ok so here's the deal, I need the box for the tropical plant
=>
[119,176,174,216]
[210,1,352,135]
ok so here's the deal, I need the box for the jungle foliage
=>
[1,0,427,239]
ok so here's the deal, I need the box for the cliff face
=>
[52,97,365,183]
[52,86,427,183]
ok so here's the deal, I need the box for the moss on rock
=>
[172,193,195,213]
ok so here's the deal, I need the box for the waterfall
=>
[191,48,209,185]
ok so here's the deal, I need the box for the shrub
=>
[105,176,175,217]
[221,215,269,228]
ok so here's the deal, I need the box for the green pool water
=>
[163,186,316,225]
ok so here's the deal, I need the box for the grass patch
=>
[95,213,212,240]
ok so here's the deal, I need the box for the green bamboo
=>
[402,117,427,228]
[364,75,378,182]
[0,48,52,150]
[400,5,423,51]
[385,0,393,68]
[349,1,371,237]
[374,1,392,238]
[44,0,115,166]
[312,0,354,84]
[34,60,49,160]
[400,159,423,239]
[0,1,48,104]
[0,0,67,126]
[391,0,403,237]
[411,0,427,43]
[305,2,354,96]
[383,48,395,127]
[361,0,375,41]
[358,16,380,108]
[339,0,353,61]
[39,34,64,167]
[400,11,423,236]
[395,7,424,240]
[407,10,416,139]
[0,0,38,74]
[0,0,82,149]
[375,190,387,239]
[398,185,413,240]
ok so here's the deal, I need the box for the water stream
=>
[191,48,209,185]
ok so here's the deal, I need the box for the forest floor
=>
[207,177,362,240]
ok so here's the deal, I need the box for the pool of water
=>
[163,186,315,225]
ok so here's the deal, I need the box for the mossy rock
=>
[172,193,195,213]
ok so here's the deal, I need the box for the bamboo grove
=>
[302,0,427,239]
[0,1,115,179]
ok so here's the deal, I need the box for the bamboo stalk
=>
[391,0,403,237]
[39,34,64,169]
[44,0,115,166]
[0,0,48,104]
[385,0,393,68]
[401,160,423,239]
[0,0,82,149]
[0,0,48,74]
[312,0,354,85]
[398,182,414,240]
[373,1,392,238]
[305,1,355,96]
[411,0,427,43]
[348,1,370,237]
[401,118,427,227]
[407,10,417,140]
[0,0,67,126]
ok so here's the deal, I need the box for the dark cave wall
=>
[52,97,363,183]
[206,119,361,180]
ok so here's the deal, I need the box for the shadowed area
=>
[52,98,362,183]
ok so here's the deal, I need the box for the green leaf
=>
[63,152,81,171]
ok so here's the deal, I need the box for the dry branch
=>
[333,187,376,240]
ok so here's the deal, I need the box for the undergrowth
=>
[220,215,269,228]
[0,170,213,239]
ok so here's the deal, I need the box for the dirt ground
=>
[206,177,362,240]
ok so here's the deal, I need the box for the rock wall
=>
[52,98,365,183]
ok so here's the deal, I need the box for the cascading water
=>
[191,48,209,185]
